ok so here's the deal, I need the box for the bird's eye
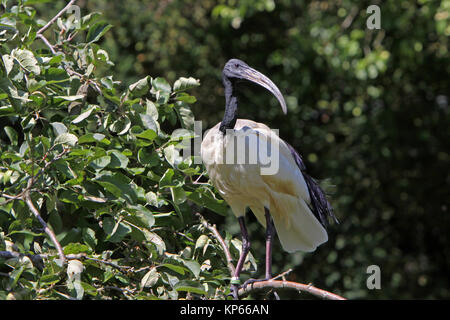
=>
[234,64,239,68]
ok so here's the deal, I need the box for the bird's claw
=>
[229,278,278,300]
[241,278,268,291]
[241,278,280,300]
[228,284,240,300]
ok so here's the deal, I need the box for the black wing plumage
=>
[285,141,338,228]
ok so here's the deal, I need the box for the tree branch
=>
[37,0,77,35]
[237,279,346,300]
[0,251,128,272]
[1,148,70,263]
[23,183,66,262]
[196,213,235,276]
[195,213,346,300]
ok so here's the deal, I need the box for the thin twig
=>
[270,268,293,281]
[0,193,20,200]
[23,182,66,262]
[37,32,83,78]
[37,34,56,54]
[0,251,129,272]
[341,6,359,29]
[237,279,346,300]
[196,213,235,276]
[37,0,77,35]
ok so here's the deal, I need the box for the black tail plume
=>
[285,141,338,228]
[303,173,338,228]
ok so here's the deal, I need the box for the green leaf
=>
[72,105,96,124]
[174,280,206,295]
[195,235,209,252]
[95,171,137,203]
[176,104,195,129]
[11,48,40,75]
[63,243,90,255]
[140,114,158,133]
[173,77,200,92]
[145,231,166,254]
[182,260,201,278]
[170,186,186,205]
[90,156,111,171]
[54,95,85,101]
[175,93,197,104]
[108,150,129,169]
[129,76,150,97]
[4,126,18,145]
[39,274,61,287]
[86,21,112,43]
[2,54,14,75]
[103,217,132,243]
[54,132,78,146]
[145,191,167,208]
[159,169,175,188]
[109,116,131,135]
[135,129,157,141]
[78,133,110,145]
[0,106,15,116]
[82,228,97,249]
[152,77,171,94]
[186,190,229,216]
[127,204,155,228]
[160,263,186,275]
[145,99,158,120]
[44,67,68,83]
[141,267,159,288]
[163,144,176,166]
[138,148,159,166]
[50,122,68,136]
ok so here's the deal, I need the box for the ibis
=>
[200,59,337,299]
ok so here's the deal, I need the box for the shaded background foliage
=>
[2,0,449,299]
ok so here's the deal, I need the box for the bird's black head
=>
[222,58,287,114]
[223,59,250,80]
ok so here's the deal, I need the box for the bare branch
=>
[196,213,235,275]
[237,279,346,300]
[23,184,66,262]
[341,6,359,29]
[37,0,77,35]
[36,5,84,79]
[0,251,129,272]
[37,34,56,54]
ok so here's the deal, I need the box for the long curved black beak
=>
[240,66,287,114]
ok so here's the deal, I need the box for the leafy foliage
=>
[76,0,448,299]
[0,1,254,300]
[1,0,449,300]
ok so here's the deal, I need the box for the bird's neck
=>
[219,76,238,134]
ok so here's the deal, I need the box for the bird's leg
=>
[264,207,275,280]
[230,216,250,300]
[241,208,280,299]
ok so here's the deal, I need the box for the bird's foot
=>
[228,278,242,300]
[241,278,280,300]
[228,278,280,300]
[229,284,240,300]
[241,277,268,290]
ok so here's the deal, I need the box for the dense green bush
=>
[0,1,259,300]
[1,0,449,300]
[83,0,449,299]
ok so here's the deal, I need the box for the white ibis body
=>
[200,59,336,298]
